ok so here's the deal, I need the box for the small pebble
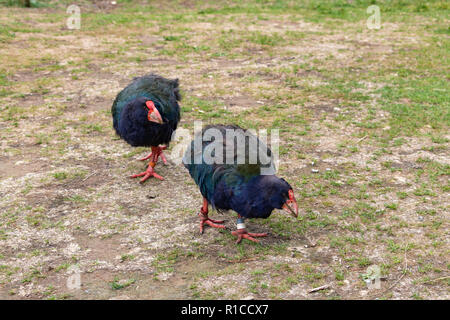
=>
[311,169,319,173]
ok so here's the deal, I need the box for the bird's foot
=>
[199,212,226,234]
[139,146,168,165]
[231,228,267,244]
[130,162,164,183]
[138,152,153,161]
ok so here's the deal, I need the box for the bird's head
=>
[257,175,298,218]
[145,100,163,124]
[281,188,298,218]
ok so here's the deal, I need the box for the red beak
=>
[282,189,298,218]
[146,100,163,124]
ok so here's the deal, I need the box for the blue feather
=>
[111,74,181,147]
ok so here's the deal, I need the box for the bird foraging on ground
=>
[112,74,181,182]
[183,124,298,244]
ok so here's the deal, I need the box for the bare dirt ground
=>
[0,1,448,299]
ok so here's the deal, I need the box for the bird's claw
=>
[199,214,226,234]
[160,152,168,165]
[130,165,164,183]
[231,229,267,244]
[138,152,153,161]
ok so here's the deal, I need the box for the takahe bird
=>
[183,124,298,243]
[112,74,181,182]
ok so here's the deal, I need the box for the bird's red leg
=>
[132,146,168,183]
[130,161,164,183]
[231,215,267,244]
[199,198,225,234]
[139,146,168,164]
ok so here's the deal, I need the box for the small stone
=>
[311,169,319,173]
[395,176,407,184]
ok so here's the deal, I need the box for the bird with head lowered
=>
[183,124,298,243]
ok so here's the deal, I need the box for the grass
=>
[109,277,136,290]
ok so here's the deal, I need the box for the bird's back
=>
[112,74,181,135]
[183,124,276,205]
